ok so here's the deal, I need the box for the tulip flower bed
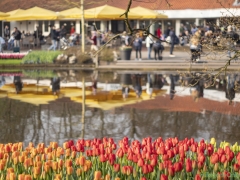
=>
[1,137,240,180]
[0,53,27,59]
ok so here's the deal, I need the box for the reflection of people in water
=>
[13,76,23,94]
[169,74,175,100]
[120,74,132,99]
[153,74,165,90]
[91,71,98,95]
[146,73,154,98]
[0,76,6,88]
[190,78,204,102]
[51,77,60,95]
[225,74,237,105]
[132,74,142,98]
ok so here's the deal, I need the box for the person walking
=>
[146,34,154,59]
[133,33,142,61]
[60,25,67,38]
[169,27,176,57]
[48,25,57,51]
[13,27,21,48]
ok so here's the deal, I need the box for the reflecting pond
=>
[0,69,240,146]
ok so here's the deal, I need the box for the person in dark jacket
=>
[169,27,176,57]
[48,25,57,51]
[13,27,21,47]
[133,33,142,61]
[169,74,175,100]
[153,39,163,60]
[55,28,61,50]
[60,25,67,38]
[4,26,10,39]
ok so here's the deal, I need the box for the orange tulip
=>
[51,142,58,149]
[76,168,82,176]
[67,166,73,175]
[9,172,16,180]
[105,174,110,180]
[44,164,50,173]
[54,174,62,180]
[94,171,102,180]
[34,166,41,178]
[0,162,5,171]
[24,174,32,180]
[52,161,58,171]
[79,156,86,166]
[18,174,25,180]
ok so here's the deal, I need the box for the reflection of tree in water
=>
[0,97,240,145]
[0,98,36,143]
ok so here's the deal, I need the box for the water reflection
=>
[0,70,239,146]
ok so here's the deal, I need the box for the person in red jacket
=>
[70,26,75,35]
[156,26,162,39]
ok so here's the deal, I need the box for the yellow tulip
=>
[210,138,216,145]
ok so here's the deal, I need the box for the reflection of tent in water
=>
[1,83,49,93]
[71,88,167,110]
[71,91,142,110]
[0,90,7,98]
[7,92,58,106]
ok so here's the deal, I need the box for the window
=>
[44,21,49,32]
[233,0,240,5]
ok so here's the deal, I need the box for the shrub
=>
[64,47,92,64]
[99,48,114,62]
[22,51,61,64]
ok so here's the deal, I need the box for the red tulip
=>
[186,158,192,172]
[234,163,239,172]
[140,177,147,180]
[195,174,201,180]
[113,164,120,172]
[150,158,157,167]
[207,144,214,156]
[220,154,227,163]
[210,153,219,164]
[223,170,230,180]
[116,148,124,158]
[160,174,168,180]
[159,162,164,171]
[142,164,148,174]
[99,154,107,162]
[168,165,175,176]
[197,153,205,163]
[157,146,166,155]
[197,161,204,170]
[226,151,234,162]
[174,162,183,172]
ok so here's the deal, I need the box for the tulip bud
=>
[79,156,85,166]
[54,174,62,180]
[114,164,120,172]
[214,163,219,172]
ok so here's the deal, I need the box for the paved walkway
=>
[98,47,240,70]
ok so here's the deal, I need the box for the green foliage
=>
[22,51,61,64]
[64,47,92,64]
[0,59,22,65]
[22,70,57,78]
